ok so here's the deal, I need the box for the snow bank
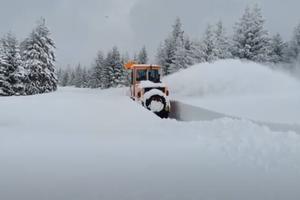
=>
[165,59,300,97]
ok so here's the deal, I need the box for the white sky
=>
[0,0,299,67]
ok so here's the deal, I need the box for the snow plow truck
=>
[125,62,170,118]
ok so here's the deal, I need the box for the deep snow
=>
[165,60,300,124]
[1,86,300,200]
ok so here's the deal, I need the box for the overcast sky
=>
[0,0,299,67]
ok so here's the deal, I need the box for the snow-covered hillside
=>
[165,60,300,124]
[1,86,300,200]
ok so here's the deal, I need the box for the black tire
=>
[145,95,169,118]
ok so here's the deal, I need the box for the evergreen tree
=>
[137,46,148,64]
[89,48,128,89]
[0,50,13,96]
[189,40,206,64]
[133,53,139,63]
[214,21,232,59]
[105,51,114,88]
[183,36,197,66]
[86,68,94,88]
[90,51,106,88]
[105,47,123,87]
[22,18,57,95]
[81,67,89,88]
[171,35,188,72]
[201,24,218,62]
[68,68,76,86]
[117,65,129,87]
[156,42,171,75]
[156,17,187,75]
[61,69,70,87]
[74,64,83,88]
[288,22,300,62]
[0,33,27,95]
[269,33,288,63]
[122,52,130,64]
[121,53,130,86]
[232,5,271,62]
[56,68,63,85]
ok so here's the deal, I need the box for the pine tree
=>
[156,42,171,75]
[74,64,83,88]
[214,21,232,59]
[86,68,94,88]
[56,68,63,85]
[81,67,89,88]
[117,66,129,87]
[122,52,130,63]
[120,53,130,86]
[269,33,288,63]
[183,36,197,66]
[68,69,76,86]
[105,47,123,87]
[133,53,139,63]
[156,17,187,75]
[288,23,300,62]
[172,36,188,72]
[232,5,271,62]
[201,24,218,62]
[137,46,148,64]
[61,69,70,87]
[105,51,114,88]
[90,51,106,88]
[0,33,27,95]
[0,51,13,96]
[189,40,206,64]
[22,18,57,95]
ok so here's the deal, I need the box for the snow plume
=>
[165,59,300,97]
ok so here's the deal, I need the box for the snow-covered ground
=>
[1,83,300,199]
[165,60,300,124]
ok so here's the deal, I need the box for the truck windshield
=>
[148,70,160,83]
[136,69,161,83]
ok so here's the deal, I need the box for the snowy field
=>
[1,60,300,200]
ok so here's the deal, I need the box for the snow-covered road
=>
[1,87,300,200]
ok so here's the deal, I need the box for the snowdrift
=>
[165,60,300,97]
[1,87,300,200]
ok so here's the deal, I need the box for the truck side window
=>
[148,70,160,83]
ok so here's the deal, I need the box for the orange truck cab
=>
[125,62,170,118]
